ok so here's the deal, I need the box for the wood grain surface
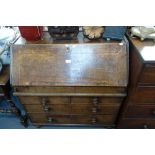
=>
[11,43,128,86]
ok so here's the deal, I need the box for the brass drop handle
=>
[92,97,99,106]
[92,107,97,113]
[92,117,97,124]
[47,117,55,123]
[144,125,148,129]
[44,106,50,112]
[42,97,48,106]
[92,97,98,101]
[41,97,50,112]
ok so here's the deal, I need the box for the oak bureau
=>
[11,37,128,127]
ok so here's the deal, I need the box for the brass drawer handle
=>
[91,117,97,124]
[41,97,51,112]
[41,97,48,106]
[92,97,99,106]
[43,106,50,112]
[47,117,55,123]
[92,107,98,113]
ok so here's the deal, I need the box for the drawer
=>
[130,87,155,104]
[14,86,127,95]
[23,104,70,114]
[29,113,116,125]
[71,115,116,125]
[71,96,124,105]
[29,113,71,124]
[139,64,155,85]
[23,103,121,115]
[71,104,120,115]
[125,105,155,118]
[118,118,155,129]
[18,96,70,105]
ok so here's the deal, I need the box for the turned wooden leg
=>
[20,115,28,128]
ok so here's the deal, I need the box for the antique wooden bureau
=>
[11,37,128,127]
[118,37,155,128]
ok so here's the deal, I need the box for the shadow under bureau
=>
[11,40,128,127]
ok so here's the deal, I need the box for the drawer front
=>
[118,118,155,129]
[71,96,124,105]
[23,104,70,114]
[18,96,70,105]
[29,114,71,124]
[130,87,155,104]
[18,96,124,105]
[139,64,155,85]
[14,86,126,94]
[71,105,120,115]
[29,113,116,125]
[71,115,116,125]
[125,105,155,118]
[23,103,120,115]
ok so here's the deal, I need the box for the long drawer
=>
[129,86,155,104]
[23,103,120,115]
[118,118,155,129]
[139,64,155,85]
[29,113,116,125]
[70,115,116,125]
[124,105,155,118]
[18,96,124,105]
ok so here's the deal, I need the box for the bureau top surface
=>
[27,32,122,44]
[11,42,128,87]
[129,37,155,62]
